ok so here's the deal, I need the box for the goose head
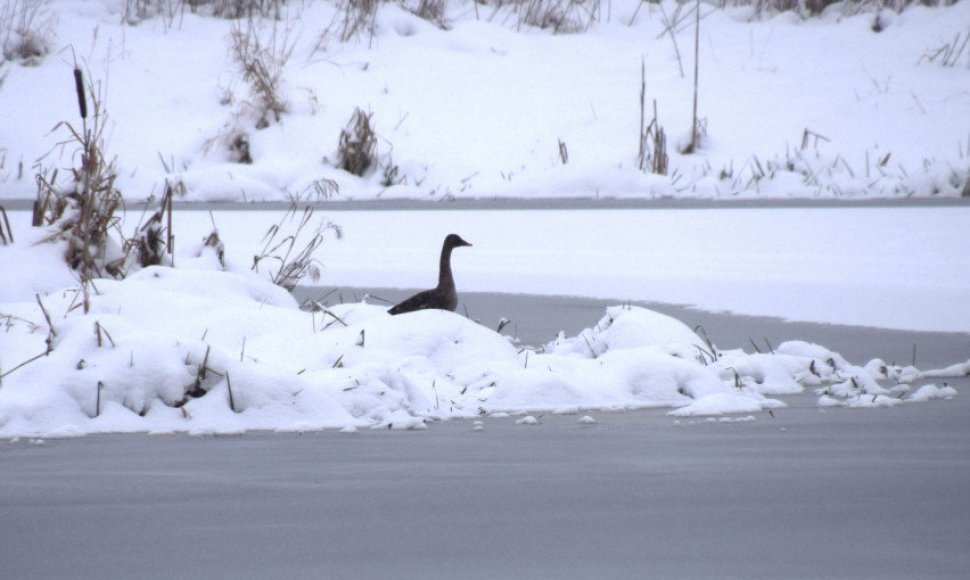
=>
[445,234,472,249]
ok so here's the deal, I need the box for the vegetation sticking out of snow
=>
[0,0,968,202]
[0,230,962,438]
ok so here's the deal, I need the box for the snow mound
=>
[0,235,961,436]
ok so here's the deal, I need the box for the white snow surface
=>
[1,0,969,202]
[1,215,963,437]
[1,1,968,437]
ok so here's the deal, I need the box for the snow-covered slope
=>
[1,0,968,202]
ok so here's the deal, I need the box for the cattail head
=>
[73,68,87,120]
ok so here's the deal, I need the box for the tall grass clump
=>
[124,181,176,269]
[919,28,970,68]
[0,0,58,65]
[638,61,668,175]
[723,0,959,19]
[332,0,380,44]
[497,0,602,34]
[121,0,288,27]
[229,14,296,129]
[120,0,185,29]
[409,0,448,28]
[337,108,378,177]
[205,0,286,19]
[34,67,126,299]
[252,204,342,291]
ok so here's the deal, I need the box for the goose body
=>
[388,234,472,315]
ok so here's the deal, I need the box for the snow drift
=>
[0,241,960,437]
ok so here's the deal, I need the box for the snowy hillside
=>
[1,0,969,202]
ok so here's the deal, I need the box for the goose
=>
[388,234,472,315]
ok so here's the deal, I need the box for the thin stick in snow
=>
[688,0,700,154]
[35,294,56,354]
[227,372,236,413]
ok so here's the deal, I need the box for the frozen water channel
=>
[3,376,969,580]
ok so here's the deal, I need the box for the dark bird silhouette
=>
[388,234,472,315]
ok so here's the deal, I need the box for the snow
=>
[1,1,969,202]
[0,215,964,437]
[0,1,968,437]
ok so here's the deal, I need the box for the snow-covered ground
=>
[2,4,968,576]
[1,1,968,437]
[1,204,966,437]
[1,0,969,202]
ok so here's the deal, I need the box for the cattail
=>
[73,68,87,120]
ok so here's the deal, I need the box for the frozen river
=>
[4,375,969,580]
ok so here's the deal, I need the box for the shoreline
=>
[3,196,970,212]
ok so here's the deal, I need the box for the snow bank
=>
[1,221,960,438]
[1,0,969,202]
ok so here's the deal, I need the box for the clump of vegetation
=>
[508,0,602,34]
[727,0,958,19]
[0,205,13,246]
[122,0,286,25]
[638,61,668,175]
[332,0,380,44]
[0,0,58,66]
[918,28,969,68]
[251,204,342,291]
[204,0,286,20]
[337,107,378,177]
[124,181,176,270]
[409,0,449,28]
[229,14,295,129]
[120,0,184,28]
[34,67,126,293]
[31,68,180,313]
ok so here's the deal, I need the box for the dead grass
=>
[723,0,957,19]
[123,180,176,270]
[252,204,342,292]
[638,62,668,175]
[918,28,970,68]
[0,0,57,66]
[503,0,602,34]
[332,0,380,44]
[337,107,378,177]
[34,67,126,294]
[0,205,13,246]
[229,14,295,128]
